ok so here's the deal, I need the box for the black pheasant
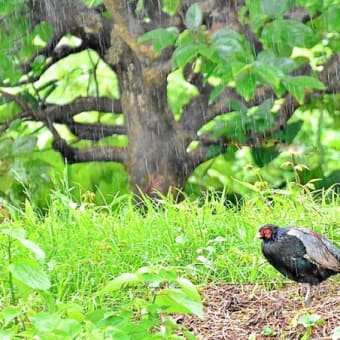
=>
[258,224,340,303]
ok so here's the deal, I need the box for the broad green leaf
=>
[261,20,318,55]
[31,21,54,48]
[172,43,200,68]
[331,326,340,340]
[185,3,202,31]
[177,277,201,301]
[252,147,280,167]
[275,120,303,143]
[0,306,21,327]
[323,5,340,32]
[229,99,248,115]
[31,55,47,76]
[0,55,22,84]
[138,27,179,54]
[96,273,142,295]
[206,144,224,159]
[0,227,26,240]
[283,76,325,103]
[254,61,284,89]
[8,118,23,130]
[212,113,248,143]
[298,313,324,327]
[235,69,257,100]
[9,262,51,290]
[162,0,181,16]
[256,50,297,73]
[211,29,244,59]
[232,178,260,192]
[12,136,38,156]
[284,76,325,90]
[19,239,46,260]
[209,84,224,104]
[56,318,82,337]
[156,288,204,318]
[30,312,60,332]
[255,98,274,115]
[296,0,325,15]
[167,68,199,116]
[260,0,294,16]
[0,331,14,340]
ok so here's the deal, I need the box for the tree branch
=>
[21,0,113,77]
[44,97,123,122]
[68,122,126,140]
[52,138,127,164]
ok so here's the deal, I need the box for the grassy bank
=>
[0,187,339,337]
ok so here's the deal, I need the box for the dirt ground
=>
[176,280,340,339]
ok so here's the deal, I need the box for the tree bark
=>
[1,0,338,197]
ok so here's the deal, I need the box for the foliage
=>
[0,188,339,337]
[0,0,339,207]
[0,217,201,338]
[297,313,325,340]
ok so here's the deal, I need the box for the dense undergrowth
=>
[0,185,339,338]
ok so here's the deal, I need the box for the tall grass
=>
[1,186,339,310]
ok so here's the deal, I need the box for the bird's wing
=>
[287,227,340,272]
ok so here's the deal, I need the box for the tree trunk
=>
[113,52,191,196]
[103,0,197,196]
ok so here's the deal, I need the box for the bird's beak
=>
[255,232,262,240]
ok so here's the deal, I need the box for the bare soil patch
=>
[177,280,340,339]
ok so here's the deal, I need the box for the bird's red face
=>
[258,226,274,240]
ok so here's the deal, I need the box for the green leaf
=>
[156,288,204,318]
[323,5,340,32]
[176,277,201,302]
[32,21,54,48]
[19,239,46,260]
[209,84,224,104]
[260,0,294,16]
[138,27,179,54]
[283,76,325,103]
[0,306,21,327]
[205,145,223,159]
[9,262,51,290]
[96,273,142,295]
[298,313,324,327]
[257,50,297,73]
[229,99,248,115]
[212,112,248,143]
[232,178,260,192]
[252,147,280,167]
[275,120,303,143]
[30,312,60,333]
[172,43,200,69]
[284,76,325,90]
[211,29,244,59]
[162,0,181,16]
[331,326,340,340]
[0,227,26,240]
[254,61,284,89]
[235,68,257,100]
[56,318,82,337]
[255,98,274,117]
[261,20,318,55]
[12,136,37,156]
[0,55,22,84]
[185,3,202,31]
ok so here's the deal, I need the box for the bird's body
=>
[258,224,340,303]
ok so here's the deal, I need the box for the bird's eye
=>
[262,228,272,239]
[266,230,272,238]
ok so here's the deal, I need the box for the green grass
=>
[0,186,339,338]
[1,186,339,310]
